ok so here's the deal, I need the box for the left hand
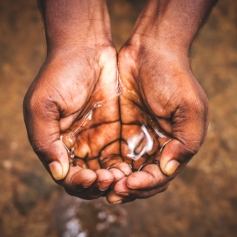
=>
[107,42,209,204]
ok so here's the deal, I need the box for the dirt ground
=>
[0,0,236,237]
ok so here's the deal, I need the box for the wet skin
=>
[60,64,171,172]
[59,49,173,202]
[23,45,207,203]
[58,49,170,200]
[23,0,216,203]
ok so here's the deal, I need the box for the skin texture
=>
[23,0,217,203]
[61,67,171,172]
[24,0,126,199]
[107,0,217,204]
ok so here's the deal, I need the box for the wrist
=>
[129,0,217,55]
[120,36,191,77]
[42,0,113,52]
[128,33,190,58]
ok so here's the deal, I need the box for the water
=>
[61,77,170,172]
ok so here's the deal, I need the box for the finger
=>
[109,168,126,184]
[159,97,209,176]
[96,169,114,191]
[113,164,169,194]
[112,176,170,200]
[67,169,114,200]
[62,166,97,192]
[109,162,133,177]
[106,190,136,204]
[127,164,169,189]
[126,182,169,199]
[159,139,188,176]
[23,94,70,180]
[35,138,69,181]
[46,141,70,180]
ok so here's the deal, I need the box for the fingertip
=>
[126,172,143,189]
[109,168,125,182]
[126,165,166,189]
[113,177,130,195]
[96,169,114,191]
[106,190,123,204]
[66,168,97,189]
[96,169,114,182]
[106,190,136,204]
[79,169,97,188]
[44,140,70,180]
[126,171,154,189]
[163,160,180,176]
[112,162,132,176]
[159,139,183,176]
[49,160,68,180]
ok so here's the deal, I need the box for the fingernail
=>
[164,160,180,176]
[49,161,63,180]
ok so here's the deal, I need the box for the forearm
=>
[130,0,218,54]
[38,0,112,52]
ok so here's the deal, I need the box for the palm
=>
[60,49,121,170]
[61,51,170,173]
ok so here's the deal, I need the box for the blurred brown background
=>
[0,0,236,236]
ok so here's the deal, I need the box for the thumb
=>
[159,104,209,176]
[47,141,69,180]
[159,139,191,176]
[24,92,69,181]
[28,127,70,181]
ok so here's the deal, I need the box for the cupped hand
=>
[107,43,209,204]
[23,46,128,199]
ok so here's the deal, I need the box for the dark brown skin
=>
[23,0,217,203]
[108,0,218,204]
[23,0,125,199]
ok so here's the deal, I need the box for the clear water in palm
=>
[61,75,170,172]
